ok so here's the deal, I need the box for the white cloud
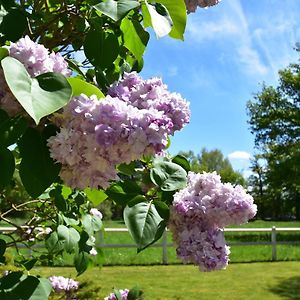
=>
[186,16,240,42]
[185,0,269,77]
[228,151,251,160]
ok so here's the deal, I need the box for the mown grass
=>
[96,220,300,265]
[3,220,300,266]
[34,262,300,300]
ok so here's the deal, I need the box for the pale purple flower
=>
[89,247,98,256]
[9,35,71,77]
[48,93,174,189]
[108,72,190,135]
[0,36,71,117]
[169,171,257,271]
[185,0,221,13]
[104,289,130,300]
[49,276,79,293]
[90,208,103,219]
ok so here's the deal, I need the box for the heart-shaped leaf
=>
[120,18,150,61]
[94,0,140,22]
[1,57,72,125]
[84,29,119,70]
[124,201,166,251]
[67,77,105,99]
[57,225,80,253]
[157,0,187,40]
[150,161,187,191]
[144,1,173,38]
[18,127,61,198]
[74,251,89,276]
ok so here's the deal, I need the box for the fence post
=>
[271,226,277,261]
[162,229,168,264]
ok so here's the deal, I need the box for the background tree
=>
[247,50,300,219]
[179,148,246,186]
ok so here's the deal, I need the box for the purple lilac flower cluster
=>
[184,0,220,13]
[48,74,190,189]
[169,171,257,271]
[104,289,129,300]
[108,72,190,134]
[0,35,71,116]
[49,276,79,293]
[9,35,71,77]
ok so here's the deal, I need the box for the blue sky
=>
[140,0,300,176]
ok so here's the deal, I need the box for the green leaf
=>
[57,225,80,253]
[0,108,8,124]
[150,161,187,191]
[18,127,61,198]
[154,200,170,220]
[117,161,136,175]
[45,232,64,254]
[10,276,52,300]
[94,0,140,22]
[124,201,164,251]
[106,181,141,205]
[144,1,173,38]
[157,0,187,40]
[120,18,149,61]
[67,77,105,99]
[82,214,102,234]
[113,288,123,300]
[0,271,23,290]
[172,155,191,172]
[141,3,152,28]
[84,188,107,206]
[0,47,8,61]
[0,238,6,257]
[0,115,28,148]
[21,258,38,271]
[84,29,119,69]
[1,57,72,125]
[0,8,27,42]
[74,251,89,275]
[0,148,14,190]
[128,286,143,300]
[62,214,80,226]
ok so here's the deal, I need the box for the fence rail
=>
[1,226,300,263]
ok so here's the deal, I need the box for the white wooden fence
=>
[1,226,300,264]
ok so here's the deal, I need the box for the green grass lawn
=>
[35,262,300,299]
[95,220,300,265]
[3,220,300,266]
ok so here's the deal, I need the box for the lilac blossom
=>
[48,93,174,189]
[89,247,98,256]
[172,172,257,228]
[108,72,190,135]
[0,36,71,117]
[104,289,130,300]
[49,276,79,293]
[185,0,221,13]
[9,35,71,77]
[90,208,103,219]
[169,171,257,271]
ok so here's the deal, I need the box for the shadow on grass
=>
[270,276,300,299]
